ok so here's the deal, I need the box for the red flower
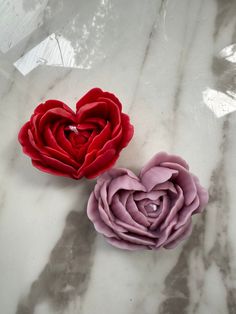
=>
[18,88,134,179]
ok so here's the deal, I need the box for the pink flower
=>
[87,152,208,250]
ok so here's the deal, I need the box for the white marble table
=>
[0,0,236,313]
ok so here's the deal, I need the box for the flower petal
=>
[140,152,189,177]
[160,162,197,205]
[160,185,184,229]
[76,88,104,111]
[141,166,178,191]
[87,192,116,238]
[111,195,147,230]
[32,160,73,178]
[79,149,117,179]
[108,175,145,204]
[150,195,170,231]
[134,190,166,201]
[155,216,178,248]
[126,195,150,227]
[163,219,193,249]
[119,113,134,148]
[116,231,156,247]
[174,196,200,229]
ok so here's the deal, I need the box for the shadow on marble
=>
[16,209,96,314]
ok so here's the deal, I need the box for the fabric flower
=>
[87,152,208,250]
[18,88,133,179]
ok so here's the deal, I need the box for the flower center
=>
[68,125,79,134]
[149,203,158,211]
[145,203,159,213]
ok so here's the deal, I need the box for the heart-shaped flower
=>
[18,88,134,179]
[87,152,208,250]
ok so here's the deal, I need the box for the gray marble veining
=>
[0,0,236,314]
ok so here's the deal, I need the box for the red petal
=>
[55,127,76,157]
[119,113,134,148]
[18,122,42,160]
[77,101,121,129]
[99,92,122,110]
[39,108,75,131]
[85,117,107,129]
[30,115,45,147]
[76,88,103,111]
[18,121,31,146]
[96,97,122,127]
[28,129,48,155]
[87,122,111,152]
[77,101,109,121]
[44,147,80,168]
[40,153,76,175]
[44,125,69,155]
[34,99,74,115]
[98,127,123,155]
[78,149,117,179]
[32,160,74,178]
[79,149,98,172]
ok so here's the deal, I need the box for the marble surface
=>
[0,0,236,313]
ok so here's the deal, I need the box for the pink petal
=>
[141,166,178,191]
[155,216,178,248]
[87,193,116,238]
[126,195,150,227]
[150,195,170,231]
[111,195,146,230]
[175,196,200,229]
[115,220,157,238]
[116,231,156,247]
[108,175,145,204]
[134,190,166,201]
[161,162,197,205]
[161,185,184,229]
[163,219,193,249]
[154,181,177,194]
[140,152,189,177]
